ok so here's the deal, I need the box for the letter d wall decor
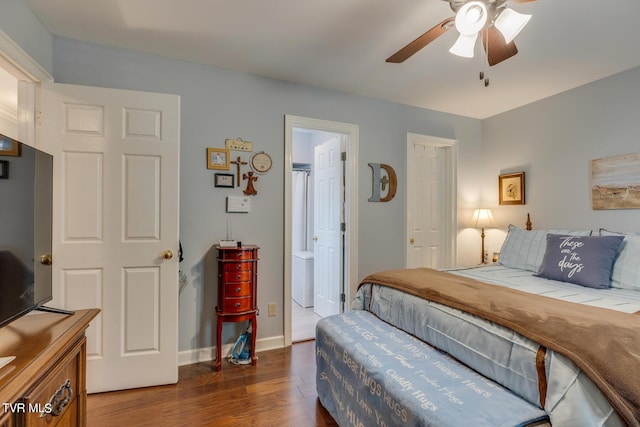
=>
[368,163,397,202]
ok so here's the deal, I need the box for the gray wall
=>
[0,0,53,75]
[49,37,483,352]
[480,66,640,255]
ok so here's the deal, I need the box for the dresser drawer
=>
[222,296,253,313]
[223,270,253,283]
[223,262,251,273]
[22,339,83,427]
[220,250,255,261]
[224,282,252,297]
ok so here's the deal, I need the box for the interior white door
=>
[406,134,456,269]
[40,83,180,393]
[313,137,342,318]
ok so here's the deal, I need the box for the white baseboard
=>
[178,334,286,366]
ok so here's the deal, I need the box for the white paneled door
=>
[40,83,180,393]
[313,136,342,318]
[406,133,456,269]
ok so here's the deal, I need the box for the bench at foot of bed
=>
[316,310,550,427]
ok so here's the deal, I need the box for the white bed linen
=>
[446,265,640,313]
[354,265,632,427]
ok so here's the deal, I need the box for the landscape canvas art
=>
[591,153,640,210]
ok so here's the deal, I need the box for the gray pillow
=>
[537,234,624,289]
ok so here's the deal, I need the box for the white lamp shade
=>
[494,8,531,44]
[455,1,488,36]
[449,33,478,58]
[472,208,494,228]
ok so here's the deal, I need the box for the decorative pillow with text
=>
[498,225,591,272]
[537,234,624,289]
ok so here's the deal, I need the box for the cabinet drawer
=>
[222,296,252,313]
[23,342,81,427]
[224,282,252,297]
[223,271,253,282]
[220,250,255,261]
[223,262,251,273]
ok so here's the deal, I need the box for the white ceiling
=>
[19,0,640,119]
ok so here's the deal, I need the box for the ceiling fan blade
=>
[482,27,518,66]
[386,17,455,63]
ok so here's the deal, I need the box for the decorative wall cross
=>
[230,156,247,187]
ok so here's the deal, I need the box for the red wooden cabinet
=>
[214,244,259,371]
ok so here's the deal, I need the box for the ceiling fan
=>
[387,0,535,67]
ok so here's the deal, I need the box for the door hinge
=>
[341,152,347,161]
[341,222,346,232]
[340,293,346,302]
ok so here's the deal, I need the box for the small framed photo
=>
[214,173,234,188]
[207,147,229,170]
[0,160,8,179]
[499,172,525,205]
[0,135,20,156]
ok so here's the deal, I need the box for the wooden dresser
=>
[0,309,99,427]
[214,244,259,371]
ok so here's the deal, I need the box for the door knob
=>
[313,236,318,241]
[162,250,174,260]
[409,237,415,244]
[40,254,53,265]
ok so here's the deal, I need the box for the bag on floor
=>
[230,327,251,365]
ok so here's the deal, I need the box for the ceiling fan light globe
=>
[494,8,531,44]
[455,1,488,36]
[449,33,478,58]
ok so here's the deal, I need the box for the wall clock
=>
[250,151,272,174]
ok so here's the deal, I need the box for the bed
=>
[316,223,640,426]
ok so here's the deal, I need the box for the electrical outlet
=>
[267,303,277,317]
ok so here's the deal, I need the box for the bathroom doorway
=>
[284,115,359,345]
[291,129,343,341]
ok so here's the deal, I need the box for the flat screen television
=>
[0,134,54,328]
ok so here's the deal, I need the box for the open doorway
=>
[291,129,344,341]
[284,115,358,346]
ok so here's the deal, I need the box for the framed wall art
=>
[214,173,234,188]
[592,152,640,210]
[0,135,20,156]
[207,147,229,170]
[499,172,525,205]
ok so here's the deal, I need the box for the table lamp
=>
[472,208,494,264]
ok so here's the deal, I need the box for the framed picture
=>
[0,135,20,156]
[499,172,525,205]
[214,173,234,188]
[207,147,230,170]
[0,160,8,179]
[591,152,640,210]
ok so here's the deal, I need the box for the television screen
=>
[0,135,53,328]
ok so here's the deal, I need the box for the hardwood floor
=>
[87,340,338,426]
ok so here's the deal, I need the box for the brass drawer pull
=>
[235,302,241,308]
[41,378,73,417]
[235,287,241,293]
